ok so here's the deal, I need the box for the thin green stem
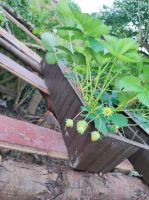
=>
[115,93,137,112]
[89,60,111,106]
[93,60,116,108]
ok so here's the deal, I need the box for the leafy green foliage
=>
[2,0,58,40]
[118,76,142,92]
[88,37,104,53]
[118,76,149,107]
[99,0,148,41]
[100,36,140,62]
[46,52,57,64]
[110,113,128,127]
[94,117,108,135]
[41,32,57,52]
[143,65,149,83]
[69,2,109,37]
[137,86,149,107]
[55,0,75,25]
[41,0,149,139]
[0,9,4,23]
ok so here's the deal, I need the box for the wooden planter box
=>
[126,117,149,186]
[41,61,149,173]
[129,149,149,185]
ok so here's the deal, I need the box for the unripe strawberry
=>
[77,120,88,134]
[66,119,73,128]
[91,131,101,141]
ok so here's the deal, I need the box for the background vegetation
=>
[0,0,148,129]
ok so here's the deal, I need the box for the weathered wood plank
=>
[0,114,68,159]
[0,53,49,94]
[0,37,41,72]
[0,84,17,97]
[0,27,41,63]
[1,8,42,46]
[129,149,149,186]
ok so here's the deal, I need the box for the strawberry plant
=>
[42,0,149,141]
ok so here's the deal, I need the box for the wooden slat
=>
[2,8,42,47]
[0,27,42,64]
[0,3,34,31]
[116,159,133,173]
[0,37,41,73]
[0,53,49,94]
[129,147,149,186]
[0,114,68,159]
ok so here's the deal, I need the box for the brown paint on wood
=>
[42,61,149,173]
[129,147,149,186]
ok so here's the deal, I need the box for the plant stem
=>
[89,60,111,106]
[115,93,137,112]
[93,60,116,108]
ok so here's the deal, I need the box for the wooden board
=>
[0,27,41,64]
[129,146,149,186]
[0,37,41,73]
[42,61,149,173]
[0,114,68,159]
[1,8,42,46]
[0,53,49,94]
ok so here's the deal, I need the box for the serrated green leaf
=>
[117,92,135,104]
[85,47,111,65]
[69,2,109,37]
[73,52,86,65]
[55,45,73,56]
[88,37,104,53]
[110,113,128,127]
[100,36,140,63]
[137,85,149,107]
[86,113,95,120]
[143,65,149,83]
[57,26,84,40]
[46,52,57,64]
[118,52,141,63]
[107,125,116,134]
[94,117,108,135]
[118,76,142,92]
[80,106,91,112]
[55,0,75,26]
[41,32,57,51]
